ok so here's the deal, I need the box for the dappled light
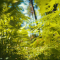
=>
[0,0,60,60]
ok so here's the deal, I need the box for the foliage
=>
[0,0,29,60]
[28,0,60,60]
[0,0,60,60]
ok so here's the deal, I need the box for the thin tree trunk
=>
[29,0,37,20]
